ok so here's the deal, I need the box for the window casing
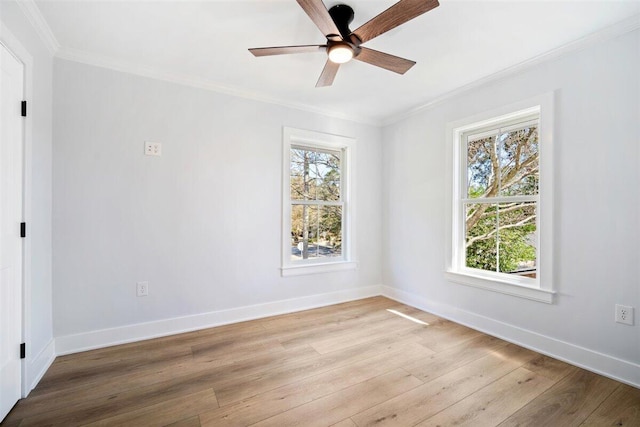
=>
[446,95,555,303]
[282,127,356,276]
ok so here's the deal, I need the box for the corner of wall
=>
[25,338,55,396]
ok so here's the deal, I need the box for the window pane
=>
[291,147,341,202]
[465,203,498,271]
[319,205,342,258]
[290,148,316,200]
[465,202,537,277]
[467,136,496,199]
[497,202,537,277]
[290,173,305,200]
[291,204,319,260]
[315,151,341,201]
[498,125,539,196]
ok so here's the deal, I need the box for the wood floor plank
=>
[331,419,357,427]
[33,322,269,399]
[351,344,537,427]
[259,297,391,331]
[308,314,427,354]
[3,297,637,427]
[14,343,319,421]
[523,354,577,381]
[84,389,217,426]
[384,305,441,324]
[191,336,285,366]
[213,334,429,406]
[7,356,196,420]
[164,415,202,427]
[416,367,554,427]
[275,303,421,350]
[412,319,484,352]
[250,369,423,427]
[0,413,21,427]
[404,334,509,383]
[580,384,640,426]
[17,358,229,426]
[51,319,264,369]
[497,368,620,427]
[199,341,433,426]
[33,346,195,397]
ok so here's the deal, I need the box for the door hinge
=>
[20,343,26,359]
[20,222,26,238]
[21,100,27,117]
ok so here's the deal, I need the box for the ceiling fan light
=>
[328,44,353,64]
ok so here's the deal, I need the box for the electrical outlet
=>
[144,141,162,156]
[615,304,634,326]
[136,281,149,297]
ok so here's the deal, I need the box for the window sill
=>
[281,261,358,277]
[445,270,554,304]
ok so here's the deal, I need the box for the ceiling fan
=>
[248,0,440,87]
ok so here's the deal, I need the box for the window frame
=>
[445,94,555,303]
[281,127,357,276]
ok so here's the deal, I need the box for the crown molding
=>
[15,0,59,56]
[15,0,639,128]
[13,0,376,125]
[55,46,379,127]
[382,13,640,126]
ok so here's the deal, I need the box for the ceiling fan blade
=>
[352,0,439,44]
[316,59,340,87]
[296,0,342,39]
[249,45,326,57]
[355,47,416,74]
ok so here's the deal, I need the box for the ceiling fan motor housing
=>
[328,4,355,39]
[327,4,362,58]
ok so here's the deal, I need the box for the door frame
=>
[1,22,33,398]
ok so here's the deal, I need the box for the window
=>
[446,94,555,303]
[282,127,356,276]
[465,117,539,276]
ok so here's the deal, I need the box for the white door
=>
[0,42,24,421]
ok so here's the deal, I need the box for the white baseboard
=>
[25,338,55,396]
[46,283,640,393]
[381,285,640,389]
[55,285,383,356]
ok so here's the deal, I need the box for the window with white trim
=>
[446,95,554,303]
[282,128,356,276]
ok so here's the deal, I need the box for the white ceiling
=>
[34,0,640,124]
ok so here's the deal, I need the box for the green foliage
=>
[465,202,536,273]
[466,227,536,272]
[464,123,539,274]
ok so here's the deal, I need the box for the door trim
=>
[0,21,33,398]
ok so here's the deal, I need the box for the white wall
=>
[52,59,382,347]
[0,1,54,391]
[41,6,640,389]
[382,29,640,385]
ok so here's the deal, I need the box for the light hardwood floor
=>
[2,297,639,426]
